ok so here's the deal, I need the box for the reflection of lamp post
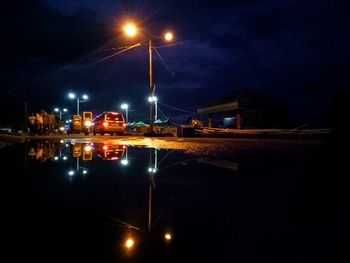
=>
[121,103,129,123]
[68,93,88,115]
[121,146,129,166]
[123,22,174,133]
[147,148,158,232]
[54,107,68,120]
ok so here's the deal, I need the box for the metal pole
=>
[126,109,128,123]
[155,100,157,121]
[149,39,154,132]
[77,98,79,115]
[59,110,62,120]
[24,101,28,133]
[148,179,152,232]
[76,157,79,172]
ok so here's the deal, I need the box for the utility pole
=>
[149,39,154,133]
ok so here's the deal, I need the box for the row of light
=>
[124,232,172,250]
[68,93,88,100]
[123,23,174,41]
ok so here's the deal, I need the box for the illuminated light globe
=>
[164,233,172,240]
[125,238,134,249]
[124,23,137,37]
[121,159,129,166]
[164,32,174,41]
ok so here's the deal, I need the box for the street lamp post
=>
[121,103,129,123]
[148,96,158,122]
[122,23,173,133]
[54,108,68,120]
[68,93,88,115]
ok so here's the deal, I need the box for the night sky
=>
[2,0,350,127]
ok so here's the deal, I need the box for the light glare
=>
[124,23,137,37]
[164,32,174,41]
[125,238,134,248]
[164,233,172,240]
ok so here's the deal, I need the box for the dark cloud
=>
[2,0,350,127]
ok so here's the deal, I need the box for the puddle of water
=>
[1,138,348,262]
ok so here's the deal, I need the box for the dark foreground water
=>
[1,139,349,263]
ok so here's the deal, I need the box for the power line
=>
[86,42,142,66]
[153,47,176,80]
[157,101,196,114]
[157,106,181,125]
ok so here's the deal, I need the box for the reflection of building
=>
[27,140,61,161]
[197,90,287,129]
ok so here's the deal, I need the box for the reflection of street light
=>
[125,238,134,249]
[68,93,89,115]
[54,107,68,120]
[121,103,129,123]
[123,22,174,133]
[164,233,172,241]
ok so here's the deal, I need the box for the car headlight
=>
[84,121,92,127]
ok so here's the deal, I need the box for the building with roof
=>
[197,90,287,129]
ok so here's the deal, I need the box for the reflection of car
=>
[94,143,127,160]
[92,112,126,136]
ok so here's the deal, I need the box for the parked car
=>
[92,111,126,136]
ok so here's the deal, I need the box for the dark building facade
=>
[197,90,287,129]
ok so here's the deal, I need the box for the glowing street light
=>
[148,96,158,122]
[121,103,129,123]
[122,22,174,133]
[54,107,68,120]
[123,23,137,37]
[164,32,173,41]
[125,238,135,249]
[68,93,89,115]
[164,233,172,241]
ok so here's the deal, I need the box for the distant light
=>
[148,167,153,173]
[82,94,88,100]
[82,170,88,175]
[121,103,129,110]
[84,121,92,127]
[164,233,172,240]
[121,159,129,166]
[63,156,68,160]
[54,156,59,161]
[59,127,65,131]
[68,93,76,99]
[124,23,137,37]
[84,145,92,152]
[125,238,134,249]
[69,119,72,123]
[63,108,68,112]
[148,96,158,103]
[164,32,174,41]
[54,108,59,112]
[68,170,75,176]
[60,140,64,143]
